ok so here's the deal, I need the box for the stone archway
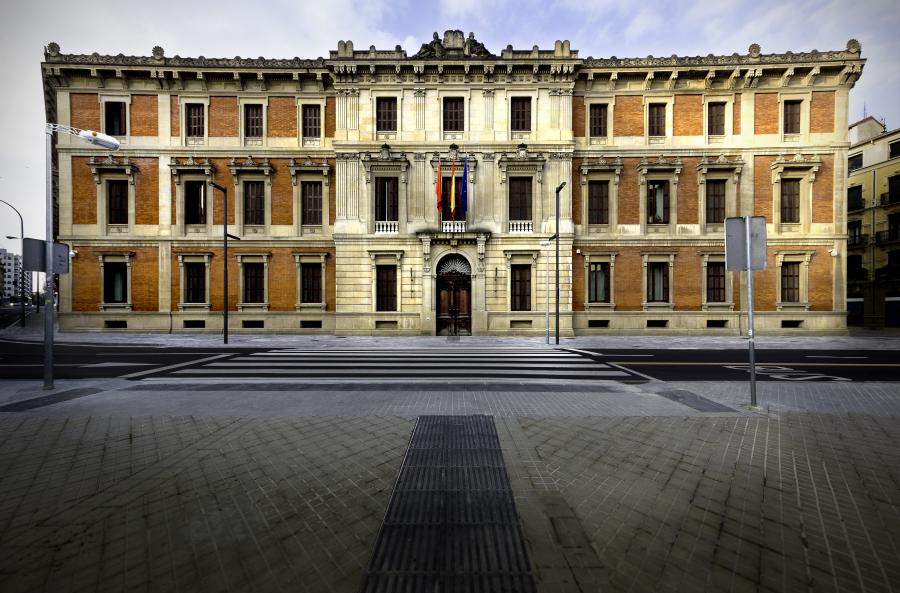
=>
[435,254,472,336]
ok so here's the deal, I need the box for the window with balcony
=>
[848,185,864,211]
[510,97,531,132]
[848,153,863,172]
[440,176,465,223]
[443,97,464,132]
[783,100,801,134]
[648,103,666,137]
[376,97,397,132]
[184,181,206,225]
[302,105,321,139]
[508,177,532,232]
[186,103,205,137]
[374,177,399,233]
[781,179,800,223]
[107,180,128,225]
[376,265,397,311]
[647,180,670,224]
[243,181,265,226]
[104,101,127,136]
[244,104,263,139]
[707,102,725,136]
[510,264,531,311]
[588,180,609,225]
[588,262,610,303]
[706,180,726,224]
[706,262,726,303]
[849,220,863,246]
[301,181,323,226]
[589,104,608,138]
[647,262,670,303]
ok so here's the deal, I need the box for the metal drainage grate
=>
[360,415,536,593]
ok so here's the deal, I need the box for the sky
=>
[1,0,898,258]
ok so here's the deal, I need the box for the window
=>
[848,220,862,244]
[103,262,127,304]
[708,102,725,136]
[443,97,464,132]
[244,105,263,138]
[848,153,863,172]
[440,176,464,221]
[589,104,608,137]
[781,262,800,302]
[301,181,323,226]
[509,177,532,221]
[647,262,669,302]
[588,262,610,303]
[376,97,397,132]
[376,265,396,311]
[510,97,531,132]
[706,180,726,224]
[510,264,531,311]
[184,262,206,304]
[244,181,264,226]
[243,263,265,303]
[706,262,726,303]
[647,180,669,224]
[184,181,206,225]
[186,104,205,137]
[890,141,900,160]
[107,180,128,225]
[300,263,322,304]
[848,255,864,278]
[588,180,609,224]
[783,100,801,134]
[104,101,127,136]
[648,103,666,136]
[891,175,900,202]
[302,105,321,138]
[781,179,800,223]
[848,185,863,211]
[375,177,399,221]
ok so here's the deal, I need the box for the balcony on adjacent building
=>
[848,234,868,248]
[882,192,900,207]
[875,229,900,244]
[374,221,399,234]
[848,267,869,282]
[875,265,900,282]
[508,220,533,234]
[848,196,866,212]
[441,220,467,233]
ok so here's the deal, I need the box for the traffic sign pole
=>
[745,215,757,407]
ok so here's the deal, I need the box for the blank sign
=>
[725,216,767,271]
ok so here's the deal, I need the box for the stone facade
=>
[41,33,865,334]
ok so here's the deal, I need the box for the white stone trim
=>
[504,250,539,312]
[97,251,134,311]
[236,252,271,311]
[294,252,328,309]
[583,252,616,309]
[99,94,131,144]
[643,94,674,144]
[700,252,733,311]
[776,250,814,311]
[179,96,209,147]
[176,252,212,311]
[641,252,676,310]
[297,96,326,147]
[238,97,268,147]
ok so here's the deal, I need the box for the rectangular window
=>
[589,104,608,137]
[890,141,900,160]
[508,177,532,221]
[781,179,800,223]
[301,263,322,304]
[302,104,321,138]
[440,176,464,221]
[588,262,610,303]
[848,220,862,242]
[510,264,531,311]
[244,181,264,226]
[783,100,801,134]
[104,101,127,136]
[376,265,396,311]
[376,97,397,132]
[443,97,464,132]
[781,262,800,302]
[375,177,399,221]
[301,181,323,226]
[707,102,725,136]
[647,262,669,302]
[848,153,863,172]
[243,263,265,303]
[184,262,206,304]
[648,103,666,136]
[890,175,900,201]
[184,181,206,225]
[587,180,609,224]
[107,180,128,225]
[103,262,127,303]
[244,105,263,138]
[510,97,531,132]
[706,262,726,303]
[647,180,670,224]
[186,103,205,137]
[848,185,863,211]
[706,180,726,224]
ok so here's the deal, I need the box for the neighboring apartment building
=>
[0,249,31,305]
[846,117,900,326]
[41,33,864,335]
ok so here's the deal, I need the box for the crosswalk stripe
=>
[210,362,605,369]
[173,368,632,377]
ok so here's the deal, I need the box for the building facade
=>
[0,249,31,305]
[41,32,864,335]
[846,117,900,327]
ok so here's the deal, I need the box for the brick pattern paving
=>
[0,415,412,593]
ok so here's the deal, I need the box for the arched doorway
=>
[436,255,472,336]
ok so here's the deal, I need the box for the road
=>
[0,338,898,382]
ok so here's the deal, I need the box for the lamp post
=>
[210,182,238,344]
[1,202,25,328]
[554,182,566,345]
[44,124,119,389]
[541,236,557,345]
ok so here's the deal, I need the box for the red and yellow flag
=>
[450,160,456,216]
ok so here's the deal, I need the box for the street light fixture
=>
[0,205,25,328]
[44,124,120,389]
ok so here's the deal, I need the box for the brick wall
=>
[170,96,179,137]
[70,94,100,132]
[753,247,832,311]
[209,96,238,137]
[812,155,834,223]
[207,248,239,311]
[267,97,297,137]
[754,93,778,134]
[614,95,643,136]
[673,249,702,310]
[130,95,158,136]
[131,248,159,311]
[72,157,96,225]
[674,95,702,136]
[677,157,700,224]
[268,250,296,311]
[613,247,643,310]
[71,246,158,311]
[810,91,835,133]
[134,158,159,225]
[572,96,585,137]
[270,159,293,226]
[170,182,177,226]
[754,155,775,221]
[617,158,641,224]
[210,159,235,225]
[71,245,100,311]
[325,97,336,137]
[808,248,833,311]
[733,93,741,134]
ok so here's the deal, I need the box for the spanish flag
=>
[436,159,442,215]
[450,159,456,216]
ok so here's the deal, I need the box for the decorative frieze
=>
[89,155,137,185]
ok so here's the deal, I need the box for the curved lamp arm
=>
[46,123,120,150]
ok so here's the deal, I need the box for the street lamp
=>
[44,124,120,389]
[554,182,566,345]
[210,182,239,344]
[541,235,557,345]
[0,202,25,328]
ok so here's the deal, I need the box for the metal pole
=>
[555,183,565,345]
[44,128,55,389]
[0,199,25,327]
[212,183,229,344]
[745,215,757,407]
[544,242,550,344]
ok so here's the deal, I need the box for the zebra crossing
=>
[140,347,643,382]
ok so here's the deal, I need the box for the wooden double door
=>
[436,271,471,336]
